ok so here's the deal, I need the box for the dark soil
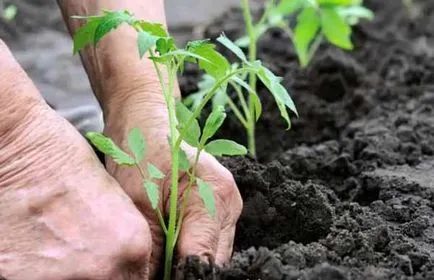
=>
[176,0,434,279]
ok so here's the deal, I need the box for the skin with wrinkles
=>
[0,0,243,279]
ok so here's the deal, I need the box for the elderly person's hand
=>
[58,0,243,276]
[0,40,153,279]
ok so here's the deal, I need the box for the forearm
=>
[57,0,169,113]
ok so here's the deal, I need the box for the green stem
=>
[230,81,251,119]
[242,0,258,157]
[227,97,249,128]
[174,150,201,241]
[164,66,180,280]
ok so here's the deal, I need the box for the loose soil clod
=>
[178,0,434,279]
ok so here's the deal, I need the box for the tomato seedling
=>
[72,10,294,280]
[188,0,373,156]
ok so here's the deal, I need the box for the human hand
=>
[102,83,243,276]
[0,40,153,280]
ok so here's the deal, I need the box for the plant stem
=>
[174,150,201,241]
[227,97,249,128]
[163,66,180,280]
[242,0,258,157]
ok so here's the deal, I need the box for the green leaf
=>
[156,37,175,55]
[276,0,304,15]
[73,17,103,54]
[196,178,216,218]
[235,36,250,48]
[294,7,321,67]
[157,49,211,63]
[337,6,374,22]
[178,148,190,172]
[143,180,159,209]
[94,10,134,44]
[3,5,17,21]
[317,0,355,6]
[205,139,248,156]
[217,34,247,62]
[137,31,159,58]
[201,106,226,144]
[184,75,215,111]
[187,42,230,79]
[175,100,201,147]
[231,76,262,121]
[127,128,146,163]
[212,85,229,110]
[147,163,165,179]
[136,21,168,37]
[320,7,353,49]
[257,66,298,119]
[86,132,135,166]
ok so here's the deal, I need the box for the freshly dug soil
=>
[177,0,434,279]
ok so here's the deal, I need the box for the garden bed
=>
[177,0,434,279]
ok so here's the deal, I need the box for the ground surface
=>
[175,0,434,279]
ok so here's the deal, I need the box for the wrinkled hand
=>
[0,41,153,280]
[104,89,243,276]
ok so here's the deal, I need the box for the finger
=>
[177,189,220,261]
[215,222,237,265]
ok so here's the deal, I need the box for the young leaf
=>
[175,101,201,147]
[143,180,159,210]
[256,66,297,128]
[86,132,135,165]
[317,0,355,6]
[337,6,374,22]
[320,8,353,49]
[156,37,175,55]
[235,36,250,48]
[73,17,103,54]
[94,10,134,44]
[201,106,227,144]
[276,0,304,15]
[128,128,146,163]
[187,42,230,79]
[136,21,168,37]
[205,140,248,156]
[217,34,247,62]
[147,163,165,179]
[196,178,216,218]
[137,31,159,58]
[178,148,190,172]
[294,7,321,67]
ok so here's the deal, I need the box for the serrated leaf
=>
[217,34,247,62]
[294,7,321,67]
[256,67,297,128]
[156,37,175,55]
[94,10,134,44]
[201,106,226,144]
[86,132,135,165]
[136,21,168,37]
[143,180,159,209]
[178,148,190,172]
[73,17,103,54]
[320,7,353,49]
[175,101,201,146]
[205,139,247,156]
[147,163,165,179]
[187,42,230,79]
[196,178,216,218]
[128,128,146,163]
[137,31,159,58]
